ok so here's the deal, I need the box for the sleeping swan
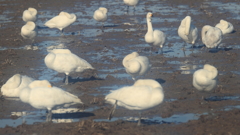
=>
[215,19,234,35]
[22,7,37,22]
[201,25,222,49]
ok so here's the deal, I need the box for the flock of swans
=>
[1,0,235,125]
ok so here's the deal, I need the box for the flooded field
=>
[0,0,240,134]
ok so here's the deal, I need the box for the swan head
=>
[99,7,108,14]
[28,7,37,15]
[122,52,139,67]
[203,64,218,79]
[146,12,153,19]
[28,80,52,89]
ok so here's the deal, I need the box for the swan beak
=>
[150,14,153,17]
[48,85,52,88]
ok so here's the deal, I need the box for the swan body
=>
[105,79,164,125]
[22,7,37,22]
[201,25,222,48]
[21,21,37,40]
[1,74,34,97]
[93,7,108,27]
[123,0,139,7]
[44,49,94,84]
[19,80,83,122]
[178,16,198,46]
[44,11,76,34]
[122,52,151,80]
[215,19,234,35]
[145,12,166,53]
[193,64,218,91]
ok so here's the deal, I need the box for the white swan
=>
[105,79,164,126]
[122,52,151,81]
[93,7,108,28]
[19,80,83,122]
[123,0,139,12]
[145,12,166,54]
[178,16,198,47]
[44,11,76,35]
[193,64,218,91]
[22,7,37,22]
[44,49,94,84]
[215,19,234,35]
[201,25,222,48]
[21,21,37,48]
[1,74,34,97]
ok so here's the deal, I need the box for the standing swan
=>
[22,7,37,22]
[21,21,37,49]
[44,49,94,84]
[123,0,139,13]
[215,19,234,35]
[201,25,222,49]
[1,74,34,97]
[193,64,218,92]
[19,80,83,122]
[44,11,76,35]
[105,79,164,126]
[93,7,108,28]
[178,16,198,48]
[145,12,166,54]
[122,52,151,81]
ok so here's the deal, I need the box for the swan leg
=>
[65,74,69,85]
[108,100,117,120]
[61,29,64,36]
[158,47,163,54]
[46,109,52,122]
[137,112,142,126]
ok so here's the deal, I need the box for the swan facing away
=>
[215,19,234,35]
[123,0,139,12]
[122,52,151,81]
[178,16,198,47]
[93,7,108,28]
[105,79,164,126]
[21,21,37,48]
[1,74,34,97]
[22,7,37,22]
[201,25,222,49]
[44,49,94,84]
[193,64,218,92]
[19,80,83,122]
[145,12,166,54]
[44,11,76,35]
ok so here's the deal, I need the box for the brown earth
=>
[0,0,240,135]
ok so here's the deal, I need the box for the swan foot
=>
[108,100,117,120]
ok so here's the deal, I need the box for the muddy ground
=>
[0,0,240,134]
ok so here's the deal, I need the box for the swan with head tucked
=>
[1,74,34,97]
[201,25,222,49]
[93,7,108,28]
[122,52,151,81]
[22,7,37,22]
[215,19,234,35]
[21,21,37,49]
[193,64,218,92]
[123,0,139,13]
[44,49,94,85]
[105,79,164,126]
[44,11,76,35]
[145,12,166,54]
[178,16,198,48]
[19,80,83,122]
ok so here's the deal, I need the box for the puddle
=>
[204,95,240,101]
[0,107,99,128]
[94,112,207,125]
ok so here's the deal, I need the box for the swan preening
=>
[193,64,218,92]
[145,12,166,54]
[201,25,222,49]
[22,7,37,22]
[123,0,139,13]
[1,74,34,97]
[19,80,83,122]
[178,16,198,47]
[44,11,77,35]
[44,49,94,84]
[21,21,37,48]
[215,19,234,35]
[105,79,164,126]
[122,52,151,81]
[93,7,108,28]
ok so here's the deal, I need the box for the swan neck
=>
[146,17,153,32]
